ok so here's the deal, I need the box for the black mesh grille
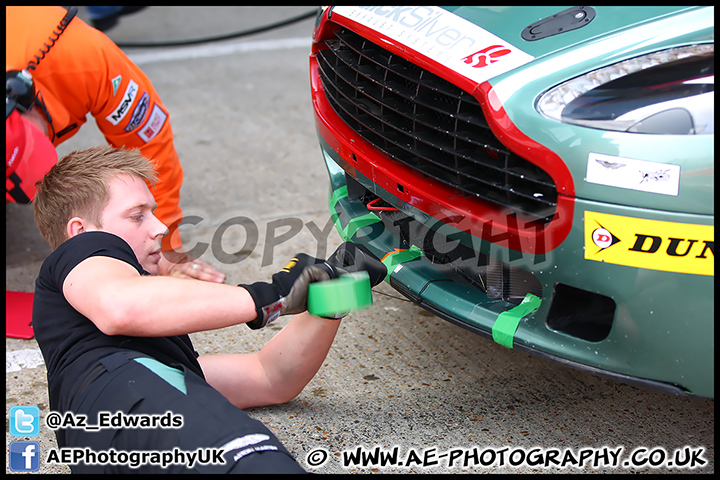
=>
[317,27,558,221]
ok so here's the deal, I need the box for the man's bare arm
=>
[63,255,257,336]
[198,312,342,409]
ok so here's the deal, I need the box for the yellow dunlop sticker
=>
[584,211,714,276]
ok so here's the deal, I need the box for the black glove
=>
[326,242,387,287]
[240,254,341,329]
[241,244,386,329]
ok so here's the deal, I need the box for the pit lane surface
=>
[6,7,713,474]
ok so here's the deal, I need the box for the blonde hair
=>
[33,146,158,250]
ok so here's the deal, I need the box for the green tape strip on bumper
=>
[329,184,348,212]
[329,184,348,234]
[491,294,542,349]
[328,183,382,241]
[342,212,380,241]
[381,245,423,282]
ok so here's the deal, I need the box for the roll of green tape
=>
[307,272,372,318]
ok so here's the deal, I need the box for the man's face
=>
[91,174,168,275]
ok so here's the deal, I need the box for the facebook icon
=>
[9,441,41,472]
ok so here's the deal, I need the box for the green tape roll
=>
[308,272,373,318]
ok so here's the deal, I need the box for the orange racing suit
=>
[7,6,184,250]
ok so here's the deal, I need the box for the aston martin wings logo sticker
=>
[331,6,534,85]
[586,153,680,196]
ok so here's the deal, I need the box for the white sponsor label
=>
[106,79,139,125]
[137,104,168,142]
[586,152,680,196]
[332,6,533,85]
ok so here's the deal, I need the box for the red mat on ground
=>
[6,291,35,339]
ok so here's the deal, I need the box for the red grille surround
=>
[311,17,574,254]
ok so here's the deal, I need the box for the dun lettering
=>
[629,234,713,258]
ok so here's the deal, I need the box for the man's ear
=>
[66,217,90,239]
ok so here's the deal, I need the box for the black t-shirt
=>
[33,231,204,411]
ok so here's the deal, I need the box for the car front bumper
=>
[317,131,713,398]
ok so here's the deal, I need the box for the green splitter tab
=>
[308,271,372,318]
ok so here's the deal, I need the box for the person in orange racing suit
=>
[6,6,224,283]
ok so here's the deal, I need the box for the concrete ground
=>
[6,7,713,474]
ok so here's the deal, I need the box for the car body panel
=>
[445,6,704,60]
[484,7,714,215]
[310,6,714,397]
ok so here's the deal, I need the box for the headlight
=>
[537,44,714,134]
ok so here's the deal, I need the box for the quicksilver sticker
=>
[332,6,534,85]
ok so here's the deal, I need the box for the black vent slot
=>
[546,284,615,342]
[317,27,558,222]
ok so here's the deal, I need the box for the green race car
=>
[310,6,714,397]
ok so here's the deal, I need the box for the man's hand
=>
[326,242,387,287]
[240,243,386,329]
[240,254,339,329]
[159,249,226,283]
[271,257,338,316]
